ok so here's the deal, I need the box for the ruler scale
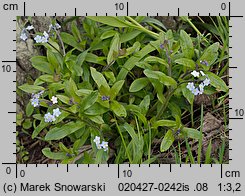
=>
[0,0,244,195]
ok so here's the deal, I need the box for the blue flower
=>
[53,108,61,118]
[192,88,200,96]
[34,35,43,43]
[101,95,110,101]
[44,112,56,123]
[34,31,49,44]
[200,60,208,66]
[20,33,28,41]
[31,98,39,107]
[100,141,108,151]
[26,25,34,31]
[203,78,210,86]
[186,82,195,91]
[199,83,204,95]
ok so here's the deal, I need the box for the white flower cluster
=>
[44,108,61,123]
[93,136,108,152]
[30,90,44,107]
[34,31,49,43]
[20,25,35,41]
[186,70,210,96]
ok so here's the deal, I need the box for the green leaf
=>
[39,75,54,83]
[32,120,48,139]
[120,30,141,43]
[45,121,85,140]
[53,111,70,124]
[107,33,120,65]
[76,50,88,67]
[88,115,104,124]
[64,78,80,102]
[87,16,134,28]
[42,148,67,160]
[26,102,34,117]
[117,40,159,81]
[47,50,60,70]
[142,17,167,30]
[109,80,124,100]
[160,130,175,152]
[149,79,165,103]
[31,56,54,74]
[60,32,82,51]
[144,56,169,67]
[181,127,202,140]
[129,78,149,92]
[84,103,108,115]
[180,30,194,59]
[90,67,110,91]
[56,95,71,105]
[71,21,82,42]
[205,140,212,164]
[206,72,228,92]
[85,53,106,66]
[76,89,93,96]
[100,30,117,40]
[23,119,32,129]
[104,71,116,84]
[139,95,150,115]
[152,120,176,129]
[80,91,99,112]
[121,123,138,142]
[110,100,127,117]
[175,58,196,69]
[181,83,194,104]
[198,42,219,69]
[143,69,177,87]
[18,84,45,93]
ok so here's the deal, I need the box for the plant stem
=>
[146,22,164,33]
[191,102,194,127]
[55,29,66,56]
[115,119,132,163]
[148,122,151,164]
[47,42,63,56]
[197,103,203,164]
[155,90,173,120]
[125,16,159,39]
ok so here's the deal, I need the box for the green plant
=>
[18,16,229,164]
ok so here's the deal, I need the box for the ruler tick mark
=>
[117,164,120,178]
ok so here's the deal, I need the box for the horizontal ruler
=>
[1,164,243,195]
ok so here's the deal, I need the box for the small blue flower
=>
[34,31,49,44]
[203,78,210,86]
[200,60,209,66]
[26,25,34,31]
[192,88,200,96]
[53,108,61,118]
[55,23,61,29]
[20,33,28,41]
[186,82,195,91]
[31,98,39,107]
[199,83,204,95]
[101,95,110,101]
[34,35,43,43]
[100,141,109,151]
[44,112,56,123]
